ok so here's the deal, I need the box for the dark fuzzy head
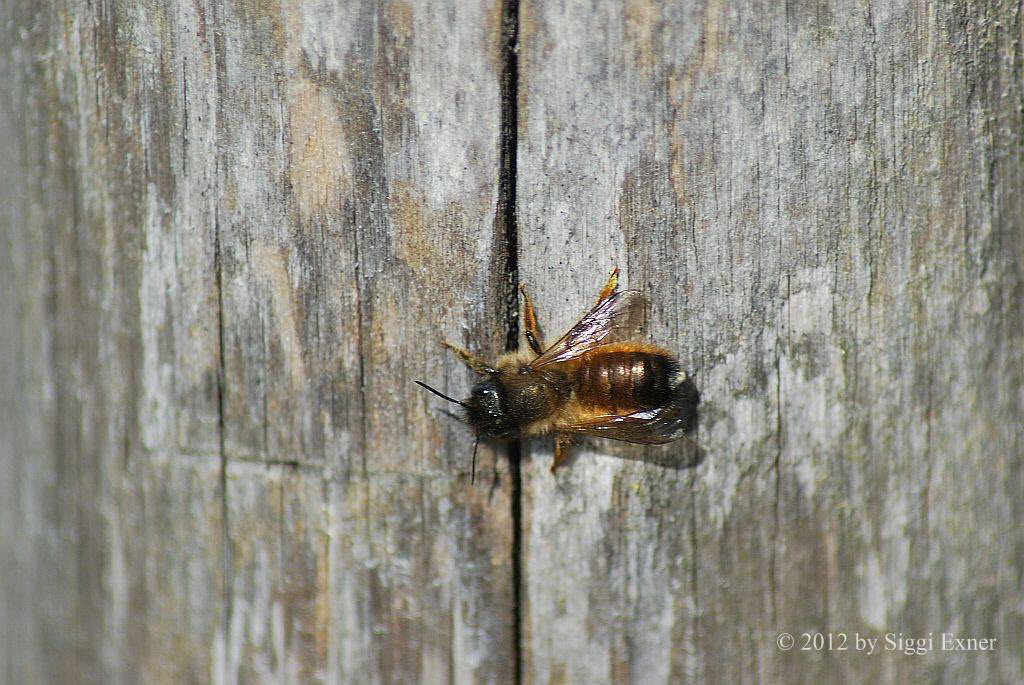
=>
[464,378,517,438]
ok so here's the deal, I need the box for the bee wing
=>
[530,289,647,368]
[559,401,704,470]
[560,404,692,445]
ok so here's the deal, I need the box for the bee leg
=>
[440,340,496,375]
[551,434,572,473]
[519,285,544,355]
[596,267,620,303]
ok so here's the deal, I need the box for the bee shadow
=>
[578,434,706,470]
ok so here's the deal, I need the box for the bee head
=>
[464,377,516,439]
[414,377,512,485]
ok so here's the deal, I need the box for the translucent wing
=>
[530,289,647,368]
[560,404,692,444]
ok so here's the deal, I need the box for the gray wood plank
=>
[4,0,1021,682]
[0,0,517,682]
[516,0,1023,682]
[209,0,517,680]
[0,0,227,680]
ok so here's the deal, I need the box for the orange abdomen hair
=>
[573,344,679,412]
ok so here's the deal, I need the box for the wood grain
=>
[1,0,516,682]
[1,0,1021,682]
[516,0,1023,682]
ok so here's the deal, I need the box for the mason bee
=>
[417,268,699,480]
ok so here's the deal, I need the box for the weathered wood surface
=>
[1,0,514,682]
[1,0,1022,683]
[516,0,1023,682]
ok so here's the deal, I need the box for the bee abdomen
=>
[575,348,679,412]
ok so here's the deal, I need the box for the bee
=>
[416,268,699,480]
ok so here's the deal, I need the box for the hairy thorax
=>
[493,351,572,426]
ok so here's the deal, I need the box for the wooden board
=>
[1,0,1021,682]
[515,0,1023,682]
[0,0,516,682]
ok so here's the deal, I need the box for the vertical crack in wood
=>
[498,0,523,681]
[351,206,368,481]
[499,1,521,353]
[508,433,523,685]
[769,275,790,625]
[213,212,233,673]
[769,355,781,623]
[211,5,233,668]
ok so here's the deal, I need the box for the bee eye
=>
[471,384,496,401]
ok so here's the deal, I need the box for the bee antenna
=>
[471,435,480,485]
[414,380,468,408]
